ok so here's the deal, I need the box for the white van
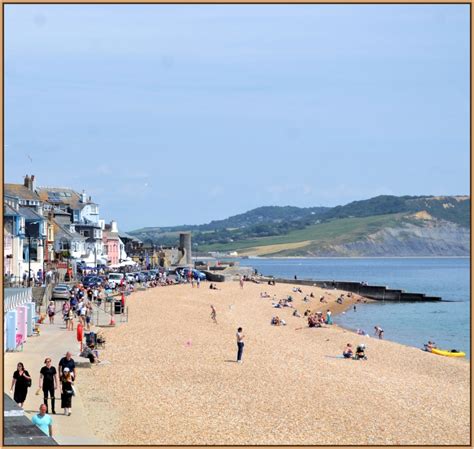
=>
[108,272,124,283]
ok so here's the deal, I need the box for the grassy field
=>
[199,213,405,254]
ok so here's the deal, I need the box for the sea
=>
[236,257,470,358]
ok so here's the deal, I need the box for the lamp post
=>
[25,220,39,288]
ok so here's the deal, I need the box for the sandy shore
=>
[79,281,470,445]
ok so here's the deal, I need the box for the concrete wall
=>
[270,278,441,302]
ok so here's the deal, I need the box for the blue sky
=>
[4,4,470,230]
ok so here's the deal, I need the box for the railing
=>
[4,288,33,314]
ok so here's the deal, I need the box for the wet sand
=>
[79,281,470,445]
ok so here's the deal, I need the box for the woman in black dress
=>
[10,362,32,407]
[60,368,74,416]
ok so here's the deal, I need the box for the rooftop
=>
[4,184,42,201]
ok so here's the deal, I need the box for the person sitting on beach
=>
[287,295,293,302]
[260,292,270,298]
[303,296,309,302]
[304,309,311,317]
[310,292,315,298]
[292,287,298,293]
[354,344,367,360]
[424,341,437,352]
[320,296,327,303]
[293,309,301,317]
[297,287,303,294]
[272,302,282,308]
[80,344,100,364]
[308,315,321,328]
[336,296,343,305]
[343,343,353,358]
[271,316,281,326]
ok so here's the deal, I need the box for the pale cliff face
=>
[269,220,470,257]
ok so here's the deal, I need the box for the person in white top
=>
[236,327,245,363]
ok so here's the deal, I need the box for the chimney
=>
[111,220,118,233]
[80,190,87,203]
[31,175,36,191]
[24,175,30,188]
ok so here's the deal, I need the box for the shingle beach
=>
[79,281,470,445]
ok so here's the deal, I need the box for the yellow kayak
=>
[431,348,465,358]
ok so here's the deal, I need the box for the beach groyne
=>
[269,278,442,301]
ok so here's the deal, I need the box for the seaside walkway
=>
[3,308,112,445]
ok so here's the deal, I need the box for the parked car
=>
[52,285,71,300]
[135,272,148,283]
[140,271,153,281]
[108,273,125,283]
[181,268,206,281]
[125,273,136,283]
[82,275,103,288]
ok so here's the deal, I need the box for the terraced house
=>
[4,176,47,283]
[4,175,110,281]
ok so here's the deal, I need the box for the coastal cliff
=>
[129,195,470,257]
[269,220,469,257]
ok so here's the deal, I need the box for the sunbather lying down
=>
[271,316,286,326]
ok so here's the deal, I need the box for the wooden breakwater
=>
[269,278,442,302]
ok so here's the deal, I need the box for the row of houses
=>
[4,175,138,281]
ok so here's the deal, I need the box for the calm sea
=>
[237,257,470,358]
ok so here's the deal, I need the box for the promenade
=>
[4,307,110,445]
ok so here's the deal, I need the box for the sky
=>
[4,4,470,230]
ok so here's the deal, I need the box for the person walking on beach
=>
[31,404,53,437]
[47,301,56,324]
[10,362,32,408]
[239,276,244,289]
[60,368,74,416]
[210,305,217,324]
[236,327,245,363]
[39,358,58,414]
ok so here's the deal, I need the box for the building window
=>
[59,240,70,251]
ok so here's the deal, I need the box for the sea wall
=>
[269,278,441,302]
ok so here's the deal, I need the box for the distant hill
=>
[128,195,470,257]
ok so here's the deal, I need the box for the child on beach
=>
[236,327,245,363]
[210,305,217,324]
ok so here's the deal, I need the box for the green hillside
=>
[127,195,470,256]
[198,213,404,253]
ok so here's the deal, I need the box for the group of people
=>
[342,343,367,360]
[4,268,62,288]
[61,294,94,332]
[307,310,333,327]
[10,351,79,437]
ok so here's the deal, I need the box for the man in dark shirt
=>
[39,358,58,414]
[58,352,76,380]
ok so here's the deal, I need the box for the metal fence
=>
[4,288,33,315]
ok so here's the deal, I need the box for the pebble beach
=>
[79,281,470,445]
